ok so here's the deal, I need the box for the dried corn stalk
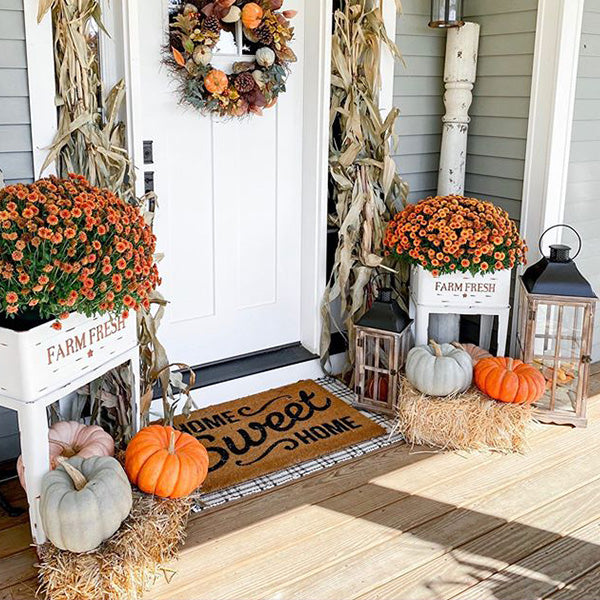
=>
[39,0,195,440]
[321,0,408,374]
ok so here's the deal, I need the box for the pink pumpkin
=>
[17,421,114,489]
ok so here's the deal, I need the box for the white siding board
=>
[475,11,537,36]
[470,96,531,119]
[0,150,33,178]
[581,33,600,56]
[0,68,28,96]
[398,35,445,56]
[468,136,528,160]
[0,97,30,123]
[0,124,32,152]
[0,0,23,8]
[394,133,441,156]
[466,155,526,181]
[475,76,534,97]
[582,11,600,34]
[397,95,443,116]
[0,9,25,39]
[465,173,524,201]
[573,98,600,120]
[477,54,535,77]
[393,76,443,96]
[469,116,528,139]
[564,0,600,360]
[0,38,27,67]
[474,32,537,56]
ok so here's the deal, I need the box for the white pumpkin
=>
[256,47,275,68]
[222,5,241,23]
[40,456,132,553]
[406,341,473,397]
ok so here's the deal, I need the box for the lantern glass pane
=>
[362,333,393,406]
[532,303,584,415]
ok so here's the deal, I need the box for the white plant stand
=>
[0,312,140,546]
[409,266,511,355]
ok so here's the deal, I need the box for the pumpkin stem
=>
[55,456,88,491]
[429,339,443,357]
[507,357,514,371]
[168,429,177,455]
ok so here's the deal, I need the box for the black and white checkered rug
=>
[192,376,402,512]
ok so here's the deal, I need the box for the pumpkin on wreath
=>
[125,425,209,499]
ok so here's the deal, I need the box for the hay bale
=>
[37,490,194,600]
[396,380,534,453]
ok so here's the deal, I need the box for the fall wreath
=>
[167,0,297,117]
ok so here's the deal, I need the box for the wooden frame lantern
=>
[354,288,413,416]
[517,225,597,427]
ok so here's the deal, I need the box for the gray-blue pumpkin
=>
[406,341,473,396]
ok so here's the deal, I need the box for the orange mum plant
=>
[384,195,527,277]
[0,174,160,328]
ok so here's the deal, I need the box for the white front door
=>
[133,0,304,366]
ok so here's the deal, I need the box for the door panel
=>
[136,0,304,366]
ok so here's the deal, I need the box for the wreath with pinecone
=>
[167,0,297,117]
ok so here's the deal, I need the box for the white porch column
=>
[429,22,480,344]
[437,22,480,196]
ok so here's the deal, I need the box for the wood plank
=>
[453,520,600,600]
[149,415,600,599]
[265,440,600,600]
[355,467,600,599]
[0,523,30,560]
[0,579,38,600]
[547,563,600,600]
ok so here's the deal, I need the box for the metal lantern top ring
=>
[538,224,582,260]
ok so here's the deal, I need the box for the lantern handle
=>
[538,224,582,260]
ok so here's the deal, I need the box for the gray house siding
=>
[564,0,600,361]
[394,0,538,216]
[393,0,445,203]
[0,0,34,186]
[463,0,538,225]
[0,0,32,461]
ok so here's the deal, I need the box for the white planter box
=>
[410,265,512,309]
[0,312,136,402]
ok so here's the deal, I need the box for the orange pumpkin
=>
[474,357,546,404]
[125,425,209,498]
[366,375,389,402]
[241,2,263,29]
[204,69,229,95]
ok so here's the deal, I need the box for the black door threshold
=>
[163,343,317,395]
[154,333,349,398]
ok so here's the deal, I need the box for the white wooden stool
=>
[409,266,512,355]
[0,312,139,546]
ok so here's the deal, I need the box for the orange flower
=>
[461,259,470,268]
[5,292,18,303]
[18,273,30,284]
[6,305,18,314]
[481,262,489,271]
[51,322,62,331]
[11,250,23,261]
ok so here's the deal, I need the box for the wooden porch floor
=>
[2,377,600,599]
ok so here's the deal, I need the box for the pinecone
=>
[254,24,274,45]
[203,15,221,34]
[234,72,256,94]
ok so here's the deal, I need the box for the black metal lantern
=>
[517,225,597,427]
[354,287,413,416]
[429,0,464,28]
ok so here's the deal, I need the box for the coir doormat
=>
[173,379,386,493]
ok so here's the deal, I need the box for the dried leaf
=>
[172,47,186,66]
